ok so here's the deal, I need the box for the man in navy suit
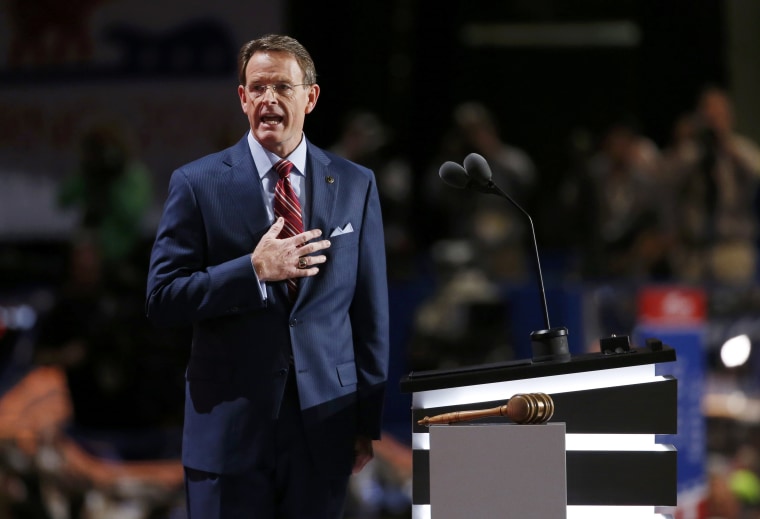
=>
[145,34,389,518]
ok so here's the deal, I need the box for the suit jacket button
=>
[289,319,297,327]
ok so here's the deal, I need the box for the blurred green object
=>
[729,469,760,505]
[59,121,153,264]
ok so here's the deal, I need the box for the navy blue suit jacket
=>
[146,135,389,476]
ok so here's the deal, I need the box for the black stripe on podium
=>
[411,448,677,506]
[412,449,431,505]
[566,450,677,505]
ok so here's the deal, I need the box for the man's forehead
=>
[245,52,302,77]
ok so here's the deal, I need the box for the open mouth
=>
[261,115,284,126]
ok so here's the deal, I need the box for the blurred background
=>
[1,0,760,517]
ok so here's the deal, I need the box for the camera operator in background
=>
[577,118,667,280]
[665,85,760,284]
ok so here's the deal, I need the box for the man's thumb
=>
[267,217,285,236]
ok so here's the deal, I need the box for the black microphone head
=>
[463,153,492,186]
[438,161,470,189]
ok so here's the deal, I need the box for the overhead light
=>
[721,334,752,368]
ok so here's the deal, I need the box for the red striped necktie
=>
[274,159,303,300]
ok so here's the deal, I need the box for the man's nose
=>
[262,85,278,99]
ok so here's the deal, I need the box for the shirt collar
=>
[248,131,308,179]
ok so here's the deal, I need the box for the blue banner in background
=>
[634,325,707,498]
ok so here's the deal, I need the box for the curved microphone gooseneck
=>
[461,153,551,331]
[438,153,570,362]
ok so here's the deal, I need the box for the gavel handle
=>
[417,406,508,426]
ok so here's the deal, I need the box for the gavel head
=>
[508,393,554,424]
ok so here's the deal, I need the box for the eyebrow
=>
[248,73,296,82]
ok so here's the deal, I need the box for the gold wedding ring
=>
[298,257,307,269]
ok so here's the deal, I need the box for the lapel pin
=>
[325,176,334,184]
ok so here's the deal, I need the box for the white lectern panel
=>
[429,423,566,519]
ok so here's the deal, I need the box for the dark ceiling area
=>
[291,0,726,208]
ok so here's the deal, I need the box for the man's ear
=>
[305,84,320,114]
[238,84,248,112]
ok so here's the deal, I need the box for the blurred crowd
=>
[407,85,760,371]
[2,83,760,518]
[419,85,760,287]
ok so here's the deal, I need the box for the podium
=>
[400,340,678,519]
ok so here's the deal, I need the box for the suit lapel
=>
[306,145,338,233]
[224,136,272,238]
[294,144,337,305]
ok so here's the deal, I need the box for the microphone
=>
[438,161,471,189]
[438,160,493,193]
[441,152,570,363]
[462,152,492,186]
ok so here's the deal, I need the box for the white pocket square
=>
[330,223,354,237]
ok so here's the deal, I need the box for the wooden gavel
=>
[417,392,554,426]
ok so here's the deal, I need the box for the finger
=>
[293,228,323,245]
[297,239,331,255]
[304,254,327,266]
[265,217,285,237]
[294,266,320,278]
[296,254,327,271]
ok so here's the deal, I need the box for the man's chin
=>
[254,132,283,150]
